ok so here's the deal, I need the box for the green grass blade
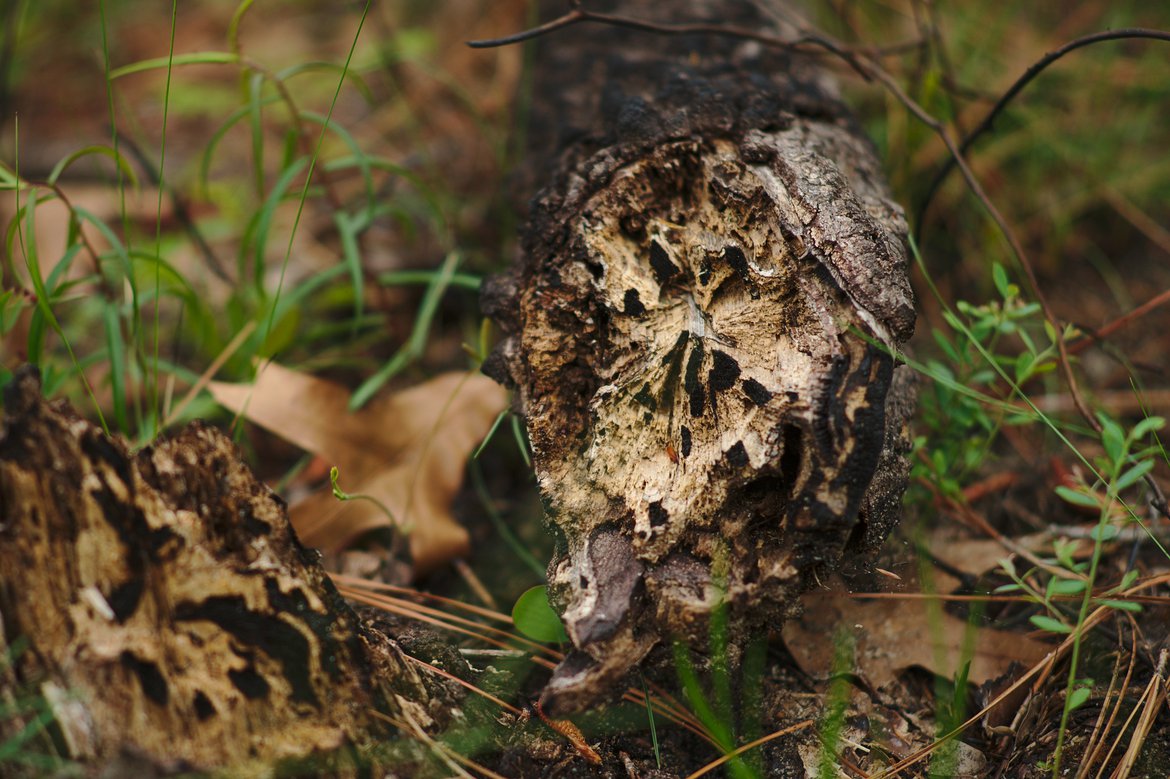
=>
[349,249,459,409]
[198,96,280,197]
[261,0,372,375]
[47,144,139,188]
[247,70,266,199]
[277,61,374,103]
[107,51,239,80]
[299,109,375,220]
[251,155,309,286]
[333,210,365,328]
[103,304,128,431]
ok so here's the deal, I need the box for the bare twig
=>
[1069,288,1170,355]
[468,7,873,81]
[914,28,1170,235]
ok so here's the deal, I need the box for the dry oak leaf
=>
[783,577,1051,689]
[209,363,508,573]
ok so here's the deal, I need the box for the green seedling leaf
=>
[512,586,568,644]
[1115,459,1154,492]
[1089,524,1119,542]
[1052,538,1078,569]
[1013,351,1034,383]
[931,329,960,362]
[1015,302,1041,317]
[1130,416,1166,441]
[1054,485,1100,509]
[350,251,461,409]
[102,304,128,432]
[1046,578,1086,597]
[641,676,662,769]
[991,262,1011,299]
[1067,686,1092,711]
[1097,599,1142,613]
[1030,615,1072,634]
[1099,415,1126,465]
[251,156,308,284]
[473,409,508,459]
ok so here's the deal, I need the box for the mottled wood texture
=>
[0,367,439,774]
[483,0,916,713]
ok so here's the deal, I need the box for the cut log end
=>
[486,21,916,713]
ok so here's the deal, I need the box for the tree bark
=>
[483,0,917,714]
[0,367,441,774]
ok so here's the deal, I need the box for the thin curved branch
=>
[914,28,1170,237]
[468,7,873,81]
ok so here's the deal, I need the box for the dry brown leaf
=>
[783,577,1051,688]
[209,363,508,573]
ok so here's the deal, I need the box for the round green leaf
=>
[512,586,568,644]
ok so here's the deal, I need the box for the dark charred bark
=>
[483,0,917,714]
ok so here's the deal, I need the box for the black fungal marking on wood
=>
[709,350,741,392]
[623,288,646,317]
[698,259,712,285]
[742,378,772,406]
[633,382,656,411]
[121,652,169,706]
[779,424,803,485]
[584,259,605,280]
[175,596,318,706]
[723,245,759,299]
[193,690,216,721]
[229,665,270,700]
[727,441,750,468]
[653,331,689,412]
[648,501,669,527]
[649,240,680,286]
[108,578,145,623]
[680,426,692,458]
[684,339,705,417]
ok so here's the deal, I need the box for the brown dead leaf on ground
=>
[783,576,1051,689]
[209,362,508,574]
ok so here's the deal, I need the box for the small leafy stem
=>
[1049,413,1165,774]
[329,466,410,534]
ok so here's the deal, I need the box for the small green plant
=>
[816,628,855,779]
[670,547,766,779]
[329,466,406,532]
[910,242,1169,776]
[910,261,1062,501]
[1048,412,1162,775]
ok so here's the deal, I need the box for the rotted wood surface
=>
[0,367,443,774]
[484,0,917,713]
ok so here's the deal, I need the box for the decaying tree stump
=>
[0,367,443,774]
[483,0,917,713]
